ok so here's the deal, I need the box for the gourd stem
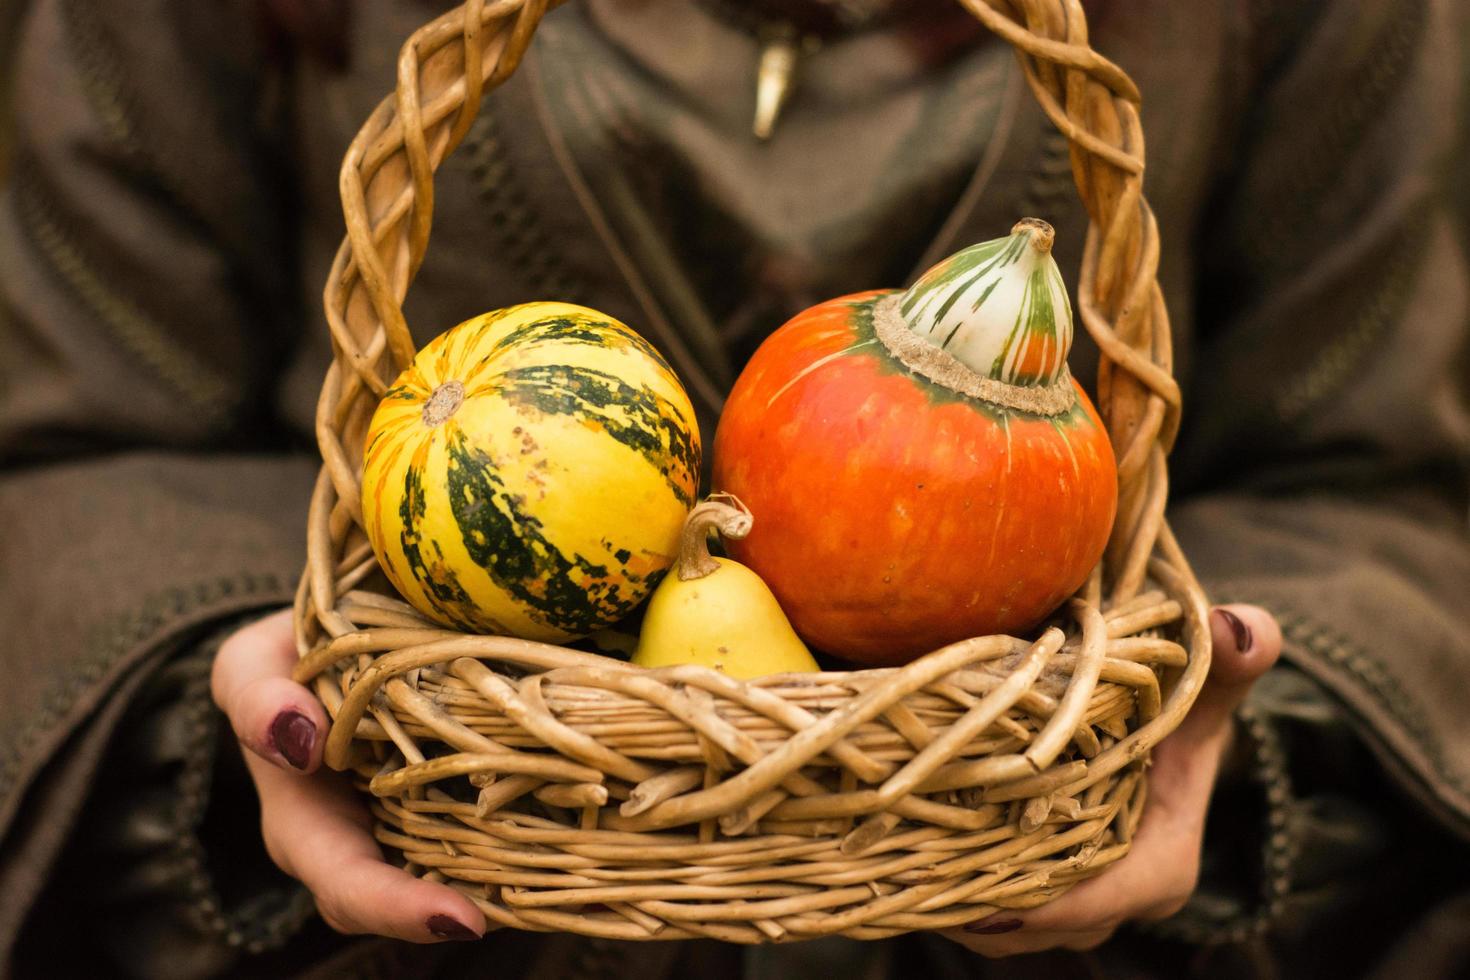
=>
[677,494,753,581]
[1012,216,1054,254]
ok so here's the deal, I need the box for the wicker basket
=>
[293,0,1210,943]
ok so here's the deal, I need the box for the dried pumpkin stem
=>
[1012,216,1055,253]
[677,494,753,582]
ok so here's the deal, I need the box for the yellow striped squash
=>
[361,302,701,642]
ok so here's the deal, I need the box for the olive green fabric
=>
[1,0,1468,977]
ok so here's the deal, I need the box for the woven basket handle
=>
[317,0,1191,614]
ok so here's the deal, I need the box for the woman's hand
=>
[945,603,1282,957]
[210,608,487,943]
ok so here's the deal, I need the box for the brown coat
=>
[2,1,1469,977]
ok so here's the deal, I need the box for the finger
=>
[944,924,1112,958]
[211,608,328,773]
[967,800,1202,936]
[946,607,1286,941]
[1062,929,1114,952]
[990,719,1236,933]
[1005,607,1284,933]
[1147,603,1283,818]
[1169,604,1282,751]
[943,924,1068,958]
[248,751,486,942]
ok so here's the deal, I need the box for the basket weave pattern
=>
[293,0,1211,942]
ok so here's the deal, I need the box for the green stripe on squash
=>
[495,363,699,507]
[361,301,700,642]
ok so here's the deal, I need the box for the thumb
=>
[1146,604,1281,817]
[1187,604,1283,738]
[211,608,329,774]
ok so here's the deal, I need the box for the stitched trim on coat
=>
[9,156,236,427]
[58,0,147,167]
[174,633,315,953]
[1272,203,1431,426]
[57,0,224,238]
[1156,574,1470,942]
[0,572,290,811]
[1248,0,1427,276]
[461,110,585,303]
[1146,700,1295,945]
[1280,609,1470,799]
[45,0,244,426]
[1215,587,1470,806]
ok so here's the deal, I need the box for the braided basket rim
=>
[293,0,1213,943]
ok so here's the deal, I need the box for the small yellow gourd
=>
[632,496,818,679]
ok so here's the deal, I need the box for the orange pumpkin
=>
[712,220,1117,666]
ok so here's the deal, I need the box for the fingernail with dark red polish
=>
[270,710,316,771]
[964,918,1023,935]
[1216,608,1253,654]
[427,914,480,941]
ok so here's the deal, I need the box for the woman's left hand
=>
[944,603,1282,957]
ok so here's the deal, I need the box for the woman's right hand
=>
[210,608,487,943]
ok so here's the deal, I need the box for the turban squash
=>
[713,220,1117,666]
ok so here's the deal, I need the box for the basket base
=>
[372,770,1147,943]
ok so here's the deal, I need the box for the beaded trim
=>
[174,625,316,952]
[1147,699,1295,945]
[462,111,586,303]
[1150,585,1470,944]
[1266,599,1469,801]
[0,573,290,824]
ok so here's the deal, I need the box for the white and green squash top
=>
[897,218,1074,389]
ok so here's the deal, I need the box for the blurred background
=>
[1,0,22,182]
[0,3,1468,978]
[2,0,1469,259]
